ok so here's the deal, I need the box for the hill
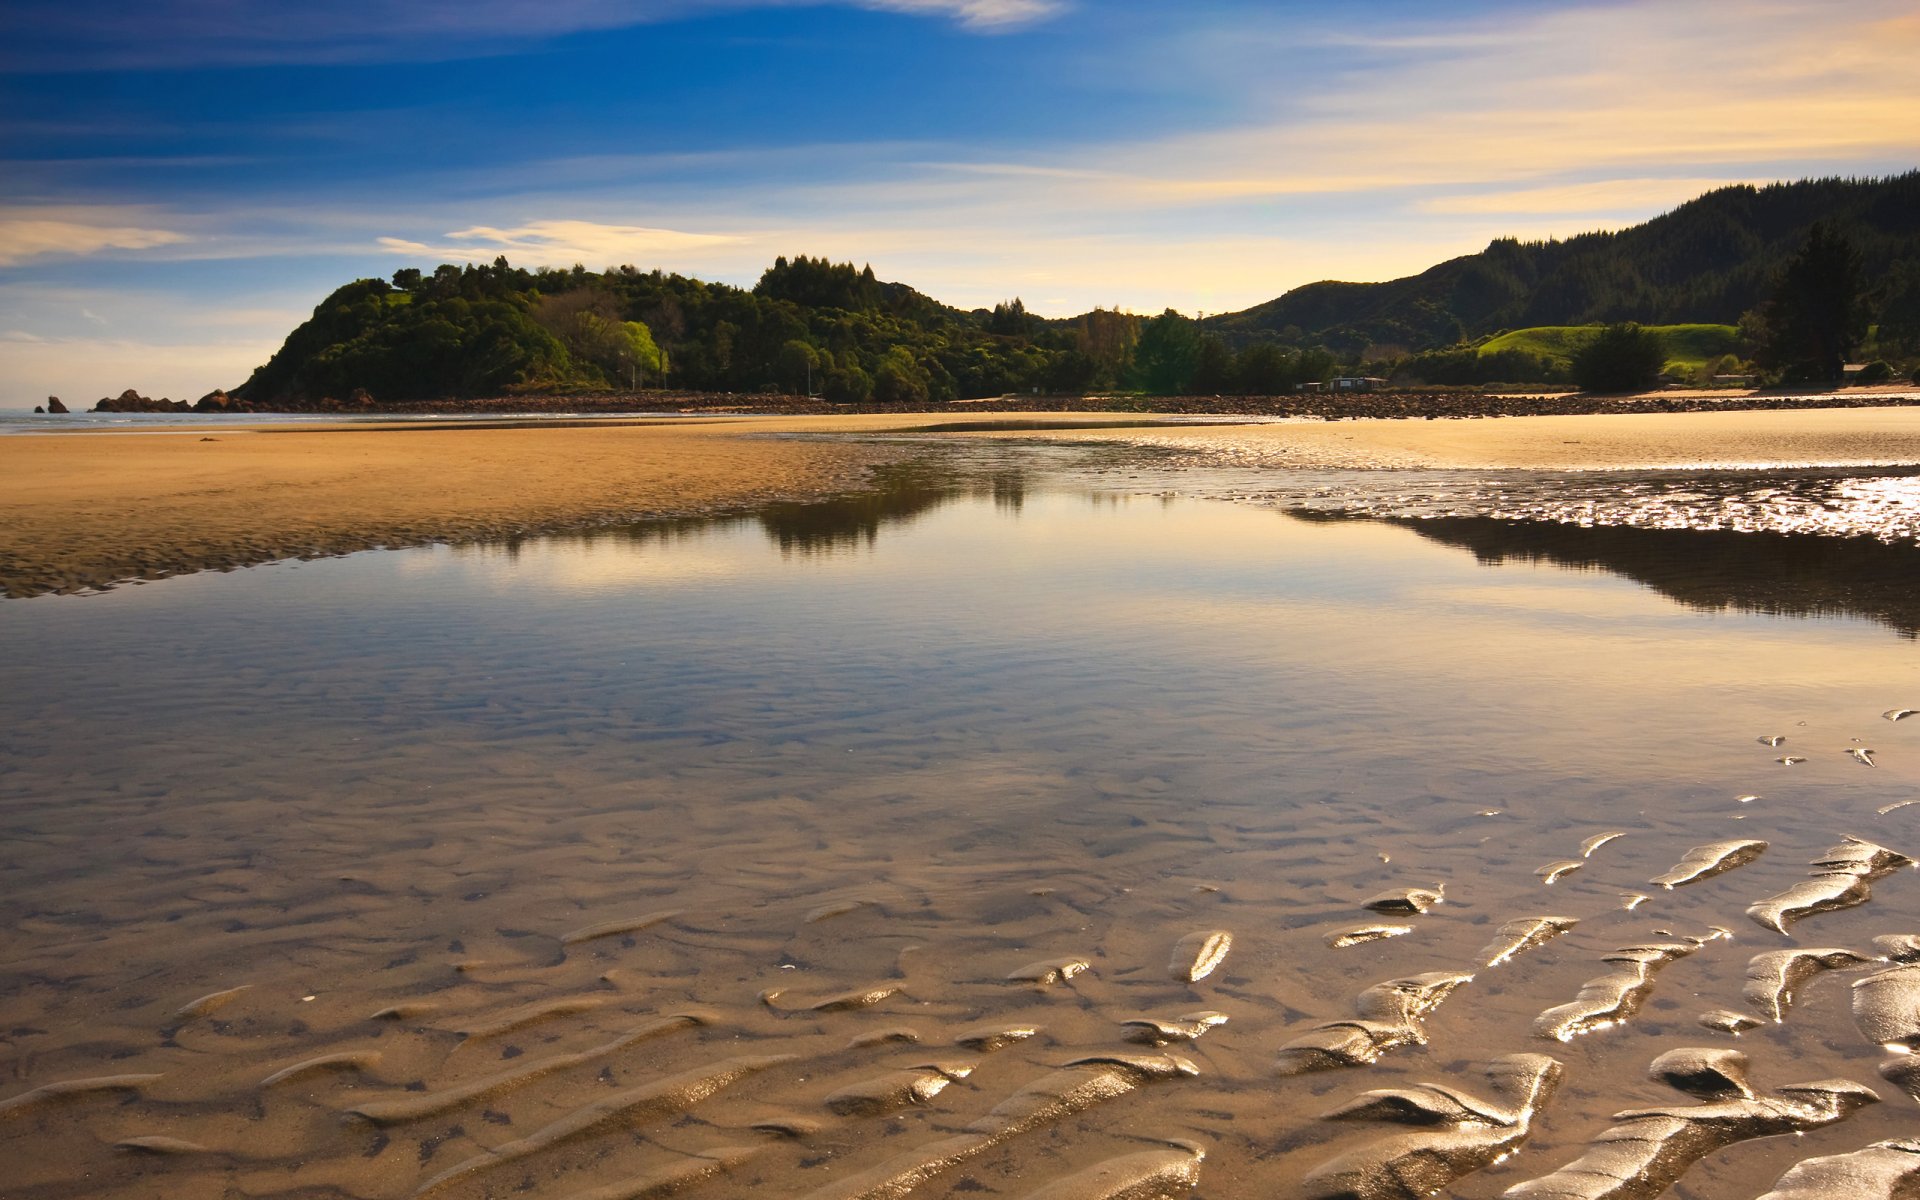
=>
[215,174,1920,408]
[1209,173,1920,355]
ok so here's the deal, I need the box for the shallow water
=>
[2,451,1918,1200]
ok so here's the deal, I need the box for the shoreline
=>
[5,407,1920,599]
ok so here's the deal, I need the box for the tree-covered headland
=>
[219,173,1920,409]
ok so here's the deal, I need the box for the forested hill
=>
[223,173,1920,407]
[230,254,1142,406]
[1210,173,1920,354]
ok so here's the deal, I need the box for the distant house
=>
[1296,380,1326,393]
[1330,376,1387,392]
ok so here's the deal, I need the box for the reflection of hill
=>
[1395,516,1920,639]
[756,463,1026,554]
[527,462,1030,558]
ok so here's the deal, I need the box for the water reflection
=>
[1386,515,1920,639]
[4,473,1919,1200]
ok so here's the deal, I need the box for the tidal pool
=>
[2,450,1917,1199]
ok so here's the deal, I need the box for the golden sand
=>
[6,406,1920,597]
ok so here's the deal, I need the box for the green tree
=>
[1189,335,1235,394]
[871,347,930,404]
[618,321,666,388]
[1234,342,1293,395]
[1132,309,1200,394]
[1756,222,1869,382]
[1570,323,1667,393]
[776,339,821,394]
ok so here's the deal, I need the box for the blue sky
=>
[2,0,1918,406]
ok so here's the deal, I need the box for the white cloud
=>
[0,0,1065,69]
[376,220,748,268]
[0,212,191,266]
[1417,178,1769,216]
[856,0,1065,31]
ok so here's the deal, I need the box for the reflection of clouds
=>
[435,533,767,594]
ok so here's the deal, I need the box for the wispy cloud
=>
[858,0,1065,31]
[0,210,191,265]
[1,0,1063,69]
[376,220,748,267]
[1418,178,1766,216]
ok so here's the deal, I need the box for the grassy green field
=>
[1479,324,1741,372]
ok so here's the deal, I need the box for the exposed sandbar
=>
[7,406,1919,598]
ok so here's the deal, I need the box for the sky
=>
[2,0,1918,408]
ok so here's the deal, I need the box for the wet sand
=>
[1029,404,1920,471]
[3,485,1919,1199]
[0,417,903,598]
[7,406,1920,597]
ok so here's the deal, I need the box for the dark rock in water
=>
[1361,886,1443,915]
[1479,916,1578,967]
[1648,1047,1753,1099]
[1650,839,1768,888]
[1502,1070,1880,1200]
[1754,1136,1920,1200]
[1534,937,1712,1042]
[1853,962,1920,1047]
[32,405,44,413]
[1276,970,1473,1074]
[46,396,68,413]
[1743,948,1873,1022]
[1302,1054,1563,1200]
[92,388,190,413]
[1748,836,1914,934]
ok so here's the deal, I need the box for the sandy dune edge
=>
[6,407,1919,597]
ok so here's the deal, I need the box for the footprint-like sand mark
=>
[1167,930,1231,983]
[1742,948,1873,1023]
[1502,1054,1879,1200]
[1329,923,1414,948]
[1533,933,1720,1042]
[1275,970,1475,1074]
[1479,917,1578,967]
[1755,1136,1920,1200]
[1649,839,1767,888]
[346,1013,709,1125]
[794,1052,1200,1200]
[0,1074,162,1119]
[1012,1143,1205,1200]
[822,1060,976,1117]
[1747,836,1913,934]
[1853,961,1920,1049]
[1302,1053,1563,1200]
[413,1053,796,1196]
[557,1143,764,1200]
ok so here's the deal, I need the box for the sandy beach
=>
[6,406,1920,598]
